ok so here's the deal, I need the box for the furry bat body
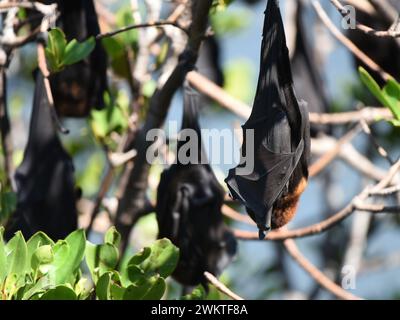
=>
[225,0,310,239]
[5,72,77,240]
[156,87,237,287]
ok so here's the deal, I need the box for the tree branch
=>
[283,239,362,300]
[114,0,214,254]
[204,272,244,300]
[232,160,400,241]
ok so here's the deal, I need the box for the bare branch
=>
[204,272,244,300]
[232,160,400,241]
[283,239,362,300]
[96,21,188,41]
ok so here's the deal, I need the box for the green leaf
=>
[27,232,54,266]
[115,6,138,45]
[123,279,152,300]
[85,242,119,282]
[110,283,125,300]
[31,245,54,272]
[123,275,165,300]
[45,28,67,73]
[139,238,179,278]
[211,0,235,12]
[96,272,112,300]
[0,227,7,284]
[89,91,129,140]
[101,37,130,79]
[53,230,86,285]
[40,285,77,300]
[121,264,145,287]
[359,67,400,123]
[181,285,206,300]
[210,7,250,35]
[127,247,151,266]
[3,273,22,299]
[104,227,121,247]
[63,37,95,66]
[75,278,91,300]
[5,231,28,278]
[22,274,53,300]
[141,277,166,300]
[0,190,17,223]
[383,79,400,120]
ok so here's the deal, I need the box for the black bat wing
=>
[5,73,77,241]
[225,0,308,234]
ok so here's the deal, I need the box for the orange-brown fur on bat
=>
[272,177,308,229]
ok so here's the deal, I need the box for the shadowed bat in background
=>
[345,0,400,85]
[225,0,310,239]
[291,2,331,137]
[5,72,77,241]
[156,86,237,287]
[40,0,108,117]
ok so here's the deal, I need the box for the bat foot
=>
[257,225,270,240]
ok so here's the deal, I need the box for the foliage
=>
[0,227,180,300]
[89,91,129,142]
[210,6,250,35]
[211,0,236,12]
[0,185,16,225]
[45,28,95,73]
[359,67,400,126]
[101,6,138,79]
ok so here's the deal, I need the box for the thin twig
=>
[354,203,400,213]
[360,119,394,165]
[309,107,392,125]
[204,272,244,300]
[37,43,69,134]
[309,124,362,177]
[232,160,400,241]
[311,135,387,181]
[283,239,362,300]
[187,70,392,125]
[96,21,188,41]
[368,185,400,196]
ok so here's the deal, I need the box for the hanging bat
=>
[156,86,237,287]
[5,72,77,241]
[225,0,310,239]
[40,0,108,117]
[291,2,331,137]
[345,0,400,85]
[197,36,224,88]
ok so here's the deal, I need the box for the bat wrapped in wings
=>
[225,0,310,239]
[291,2,330,137]
[156,86,237,287]
[40,0,108,117]
[5,72,77,241]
